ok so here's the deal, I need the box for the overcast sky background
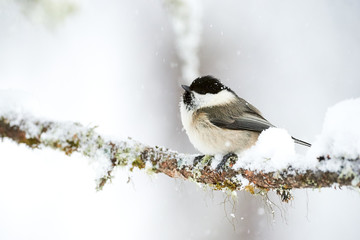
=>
[1,0,360,239]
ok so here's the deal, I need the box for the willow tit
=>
[180,75,311,157]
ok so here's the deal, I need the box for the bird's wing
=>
[200,97,312,146]
[202,98,274,133]
[210,117,272,132]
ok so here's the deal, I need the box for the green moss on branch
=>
[1,114,359,202]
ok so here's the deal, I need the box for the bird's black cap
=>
[189,76,227,95]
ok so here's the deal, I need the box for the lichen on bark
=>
[1,113,359,202]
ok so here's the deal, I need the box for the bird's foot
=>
[193,155,205,166]
[215,153,238,172]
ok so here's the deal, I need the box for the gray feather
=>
[198,97,274,133]
[210,118,272,132]
[292,137,312,147]
[196,96,312,147]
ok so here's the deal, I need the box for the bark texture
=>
[1,114,359,202]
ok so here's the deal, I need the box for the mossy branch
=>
[1,113,359,202]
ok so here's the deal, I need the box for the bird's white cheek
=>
[192,90,237,108]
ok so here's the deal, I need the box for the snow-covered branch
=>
[1,101,359,202]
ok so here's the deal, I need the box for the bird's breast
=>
[180,103,259,155]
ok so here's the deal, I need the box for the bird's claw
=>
[215,153,238,172]
[193,155,205,166]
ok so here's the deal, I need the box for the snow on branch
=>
[1,98,360,202]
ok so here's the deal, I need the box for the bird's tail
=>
[292,136,311,147]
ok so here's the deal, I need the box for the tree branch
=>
[1,113,359,202]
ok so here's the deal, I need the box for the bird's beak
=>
[181,85,191,92]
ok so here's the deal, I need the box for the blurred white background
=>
[1,0,360,239]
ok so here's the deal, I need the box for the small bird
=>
[180,76,310,162]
